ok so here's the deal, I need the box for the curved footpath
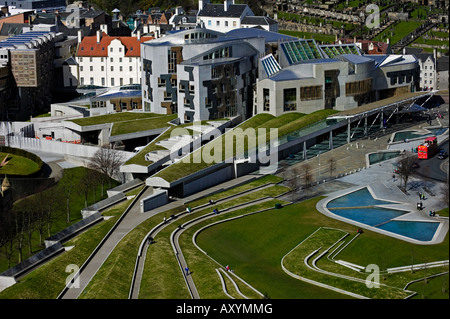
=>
[58,175,256,299]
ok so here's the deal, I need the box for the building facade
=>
[76,30,153,88]
[0,30,64,120]
[256,40,420,116]
[197,0,254,33]
[140,27,293,123]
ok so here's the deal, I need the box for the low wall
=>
[45,212,103,247]
[81,193,126,218]
[0,242,64,283]
[140,189,168,213]
[7,136,135,162]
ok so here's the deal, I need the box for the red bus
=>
[417,136,438,159]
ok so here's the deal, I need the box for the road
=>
[413,139,449,182]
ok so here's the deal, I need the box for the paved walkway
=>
[280,98,449,195]
[59,174,258,299]
[280,96,449,245]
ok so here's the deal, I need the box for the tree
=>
[89,147,124,189]
[395,154,416,192]
[300,163,313,189]
[59,169,76,224]
[328,157,337,179]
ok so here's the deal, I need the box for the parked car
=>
[437,149,448,160]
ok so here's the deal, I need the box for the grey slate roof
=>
[197,4,248,18]
[437,56,449,72]
[241,16,277,26]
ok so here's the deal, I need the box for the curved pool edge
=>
[316,185,449,245]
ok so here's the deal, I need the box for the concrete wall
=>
[140,189,169,212]
[183,163,234,197]
[7,135,135,161]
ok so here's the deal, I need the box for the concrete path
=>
[170,197,274,299]
[59,174,258,299]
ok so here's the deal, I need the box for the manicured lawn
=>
[196,198,449,299]
[153,110,337,183]
[372,21,424,45]
[0,152,40,176]
[279,30,337,44]
[0,167,119,274]
[69,112,162,127]
[110,114,177,136]
[0,199,132,299]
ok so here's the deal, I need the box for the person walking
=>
[185,267,189,275]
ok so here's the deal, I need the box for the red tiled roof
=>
[77,33,154,57]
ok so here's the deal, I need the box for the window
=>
[81,77,84,85]
[233,21,236,27]
[168,49,177,73]
[90,77,94,85]
[101,77,105,86]
[119,57,122,63]
[111,78,115,86]
[216,21,220,26]
[119,66,123,72]
[110,57,113,62]
[111,66,114,71]
[225,21,228,27]
[90,66,93,72]
[80,66,83,71]
[208,20,211,26]
[283,88,297,111]
[263,88,270,111]
[90,57,93,62]
[301,86,322,100]
[120,78,123,86]
[129,66,133,71]
[101,66,104,71]
[130,78,133,84]
[110,47,113,52]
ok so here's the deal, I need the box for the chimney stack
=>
[96,29,101,43]
[77,29,83,44]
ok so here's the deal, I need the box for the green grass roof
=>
[69,112,164,127]
[153,110,338,183]
[110,114,177,136]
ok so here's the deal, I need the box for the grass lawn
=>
[196,197,449,299]
[0,167,119,274]
[0,198,132,299]
[139,183,290,299]
[153,110,337,183]
[372,21,424,45]
[0,152,41,176]
[110,114,177,136]
[279,30,337,44]
[68,112,162,127]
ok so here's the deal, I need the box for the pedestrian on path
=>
[185,267,189,275]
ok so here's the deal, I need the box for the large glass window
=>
[283,88,297,111]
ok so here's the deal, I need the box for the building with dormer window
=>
[76,30,153,88]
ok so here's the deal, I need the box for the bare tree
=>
[78,169,93,208]
[59,169,76,224]
[395,154,416,192]
[300,164,313,189]
[89,147,124,189]
[328,157,337,179]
